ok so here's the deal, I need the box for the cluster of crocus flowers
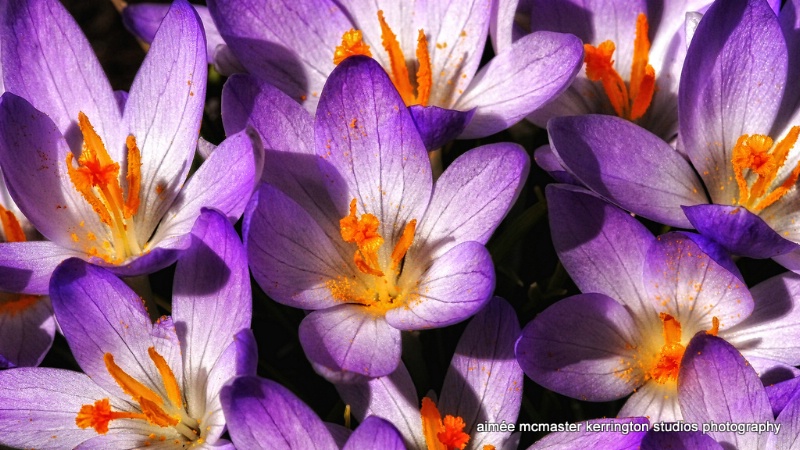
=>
[0,0,256,295]
[242,55,528,380]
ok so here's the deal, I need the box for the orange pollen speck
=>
[333,29,372,65]
[65,112,143,262]
[732,126,800,211]
[76,347,187,435]
[0,204,26,243]
[421,397,470,450]
[583,13,655,121]
[377,10,432,106]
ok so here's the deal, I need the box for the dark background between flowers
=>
[37,0,787,447]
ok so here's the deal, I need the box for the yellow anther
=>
[377,11,433,106]
[732,126,800,211]
[334,29,372,65]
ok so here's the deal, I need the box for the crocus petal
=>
[0,93,109,248]
[516,293,640,401]
[244,183,350,310]
[679,0,787,204]
[385,241,494,330]
[548,115,708,228]
[148,130,257,248]
[439,297,523,447]
[415,142,529,262]
[546,184,654,317]
[0,368,111,449]
[172,209,251,420]
[314,56,431,240]
[1,0,121,152]
[408,105,475,150]
[221,376,338,450]
[528,418,649,450]
[335,362,425,450]
[534,145,577,185]
[122,3,225,64]
[0,241,83,294]
[683,204,798,258]
[0,294,54,368]
[49,259,176,402]
[679,333,773,450]
[490,0,519,54]
[457,31,583,139]
[343,416,405,450]
[767,376,800,417]
[299,305,401,378]
[640,430,723,450]
[102,236,190,278]
[770,387,800,450]
[124,0,207,243]
[643,232,753,330]
[207,0,351,112]
[723,272,800,367]
[617,380,682,422]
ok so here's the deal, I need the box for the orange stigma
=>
[732,126,800,211]
[0,204,26,243]
[66,112,143,263]
[334,29,372,65]
[647,314,720,384]
[421,397,470,450]
[76,347,200,440]
[376,10,432,106]
[583,13,655,121]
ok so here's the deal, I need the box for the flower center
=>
[333,11,432,107]
[327,199,418,315]
[66,112,143,263]
[583,13,655,121]
[421,397,471,450]
[76,346,204,446]
[647,313,719,384]
[731,126,800,211]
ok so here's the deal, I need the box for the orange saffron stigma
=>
[648,314,720,384]
[421,397,470,450]
[732,126,800,211]
[66,112,143,262]
[583,13,655,121]
[333,29,372,65]
[0,204,26,243]
[340,199,385,276]
[377,10,432,106]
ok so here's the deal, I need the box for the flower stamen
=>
[732,126,800,211]
[0,205,25,243]
[421,397,470,450]
[333,29,372,65]
[376,10,432,106]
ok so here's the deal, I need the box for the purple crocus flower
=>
[495,0,713,143]
[544,0,800,263]
[243,56,528,380]
[222,376,405,449]
[529,333,789,449]
[0,209,255,448]
[159,0,582,149]
[337,297,523,450]
[0,0,257,295]
[516,185,800,422]
[0,172,54,368]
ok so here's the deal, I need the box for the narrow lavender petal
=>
[207,0,351,112]
[343,416,405,450]
[314,57,431,243]
[439,297,523,447]
[534,145,577,185]
[0,294,54,367]
[0,93,109,248]
[679,0,787,204]
[326,423,352,449]
[724,272,800,367]
[767,376,800,417]
[172,209,252,421]
[457,31,583,138]
[148,130,256,248]
[644,232,753,331]
[490,0,520,53]
[408,105,475,150]
[679,333,773,449]
[777,0,800,130]
[244,183,349,310]
[546,184,654,318]
[548,115,708,228]
[385,241,494,330]
[528,418,649,450]
[124,0,208,243]
[299,305,401,378]
[415,142,528,263]
[101,234,190,278]
[122,3,224,63]
[0,241,82,294]
[221,376,338,450]
[683,204,798,258]
[516,293,639,401]
[1,0,121,153]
